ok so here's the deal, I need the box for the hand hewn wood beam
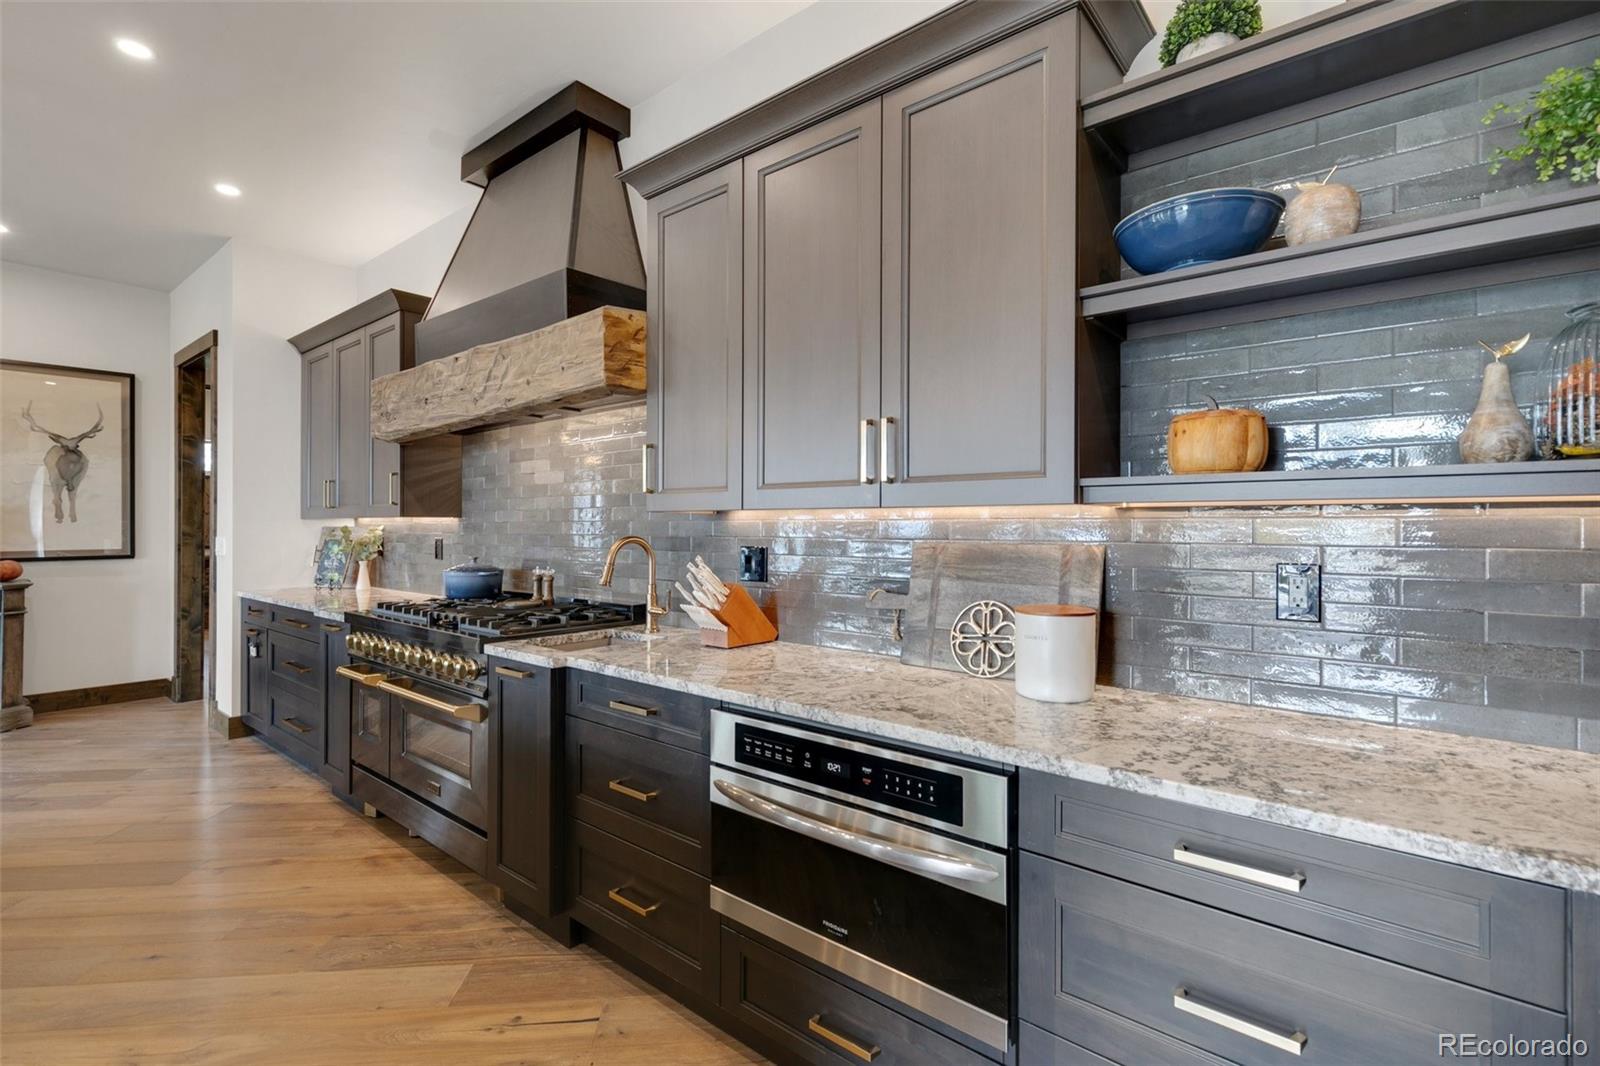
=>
[370,306,646,443]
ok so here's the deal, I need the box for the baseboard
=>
[207,702,250,739]
[26,678,171,714]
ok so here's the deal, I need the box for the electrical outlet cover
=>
[739,545,768,583]
[1275,563,1320,622]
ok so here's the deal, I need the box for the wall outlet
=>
[1276,563,1321,622]
[739,545,768,583]
[433,537,444,560]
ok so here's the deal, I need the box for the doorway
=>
[172,331,217,706]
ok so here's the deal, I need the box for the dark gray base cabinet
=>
[489,661,562,919]
[238,598,345,779]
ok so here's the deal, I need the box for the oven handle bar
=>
[338,665,487,723]
[712,779,1000,884]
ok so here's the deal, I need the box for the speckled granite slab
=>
[489,630,1600,892]
[238,587,432,621]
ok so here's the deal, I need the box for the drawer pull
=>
[807,1015,880,1062]
[280,716,313,735]
[495,665,532,679]
[321,623,343,633]
[423,779,443,796]
[246,606,265,616]
[607,699,657,718]
[244,628,260,637]
[606,886,660,918]
[283,660,313,675]
[1173,844,1304,893]
[1173,987,1305,1056]
[607,778,659,803]
[281,618,311,630]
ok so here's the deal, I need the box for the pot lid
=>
[445,557,502,575]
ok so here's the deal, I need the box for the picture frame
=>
[1,360,136,561]
[311,526,354,588]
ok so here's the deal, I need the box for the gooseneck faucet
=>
[599,535,669,635]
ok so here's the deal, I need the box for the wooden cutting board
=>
[899,542,1105,673]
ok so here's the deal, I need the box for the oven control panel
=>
[734,723,964,825]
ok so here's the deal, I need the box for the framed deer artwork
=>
[2,361,135,560]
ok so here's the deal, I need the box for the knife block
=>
[702,585,778,649]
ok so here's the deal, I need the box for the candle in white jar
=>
[1014,604,1098,703]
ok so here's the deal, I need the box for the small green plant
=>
[1159,0,1262,68]
[348,525,384,562]
[1483,60,1600,185]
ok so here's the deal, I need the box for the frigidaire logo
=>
[821,919,849,942]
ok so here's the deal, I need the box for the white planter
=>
[1176,31,1239,63]
[1013,605,1098,704]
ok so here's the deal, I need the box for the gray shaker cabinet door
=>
[646,161,743,511]
[363,312,405,516]
[302,340,339,518]
[881,14,1079,506]
[335,326,373,516]
[743,100,882,509]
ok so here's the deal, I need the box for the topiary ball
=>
[1160,0,1263,67]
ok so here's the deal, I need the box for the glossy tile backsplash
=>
[377,406,1600,753]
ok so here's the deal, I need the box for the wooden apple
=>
[1285,167,1361,246]
[1168,397,1269,474]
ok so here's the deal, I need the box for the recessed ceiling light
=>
[213,182,242,198]
[114,38,154,61]
[44,380,57,386]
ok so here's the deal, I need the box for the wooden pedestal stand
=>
[2,579,34,732]
[700,585,778,650]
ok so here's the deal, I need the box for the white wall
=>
[2,262,173,694]
[355,204,473,302]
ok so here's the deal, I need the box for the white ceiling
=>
[0,1,808,291]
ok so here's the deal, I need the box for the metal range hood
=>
[414,81,646,364]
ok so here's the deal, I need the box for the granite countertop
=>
[490,630,1600,893]
[239,586,432,621]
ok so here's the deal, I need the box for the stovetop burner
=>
[368,595,643,638]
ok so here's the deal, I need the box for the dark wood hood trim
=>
[616,0,1151,199]
[414,268,644,366]
[288,290,431,354]
[461,82,632,188]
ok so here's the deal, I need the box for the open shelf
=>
[1081,459,1600,507]
[1079,188,1600,328]
[1080,0,1596,159]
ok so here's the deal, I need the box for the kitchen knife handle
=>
[642,443,656,494]
[858,419,877,485]
[880,415,897,484]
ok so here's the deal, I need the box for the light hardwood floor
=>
[0,699,764,1065]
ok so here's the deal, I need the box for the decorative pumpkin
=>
[1285,166,1361,246]
[0,560,23,582]
[1168,397,1269,474]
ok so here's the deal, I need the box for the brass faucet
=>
[599,535,669,635]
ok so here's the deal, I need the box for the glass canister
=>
[1541,302,1600,458]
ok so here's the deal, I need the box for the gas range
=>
[345,595,645,696]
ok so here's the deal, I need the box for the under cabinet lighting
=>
[213,182,242,198]
[114,38,154,61]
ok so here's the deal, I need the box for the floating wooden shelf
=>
[1080,0,1597,159]
[1080,189,1600,328]
[1080,459,1600,506]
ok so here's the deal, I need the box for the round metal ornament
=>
[949,600,1017,678]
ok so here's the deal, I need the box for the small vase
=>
[354,559,372,594]
[1176,31,1238,63]
[1459,361,1533,464]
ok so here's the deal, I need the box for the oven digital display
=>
[734,723,964,825]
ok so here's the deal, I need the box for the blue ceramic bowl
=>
[1114,188,1286,275]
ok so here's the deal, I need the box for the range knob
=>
[458,657,482,681]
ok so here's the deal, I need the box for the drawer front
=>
[1018,1023,1115,1066]
[241,599,271,626]
[566,670,706,751]
[266,629,323,697]
[720,927,989,1066]
[268,684,323,762]
[566,715,709,873]
[1020,855,1567,1065]
[1019,771,1566,1009]
[269,605,318,635]
[1018,1004,1232,1066]
[569,821,715,996]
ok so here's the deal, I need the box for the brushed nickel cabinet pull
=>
[642,443,656,494]
[807,1015,880,1062]
[283,660,313,675]
[607,779,659,803]
[607,699,656,718]
[280,717,312,735]
[879,415,897,484]
[495,665,532,679]
[607,886,660,918]
[388,471,399,507]
[858,419,877,485]
[1173,844,1304,893]
[329,479,338,509]
[423,779,443,796]
[1173,987,1306,1055]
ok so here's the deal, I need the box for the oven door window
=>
[403,713,472,780]
[350,686,390,777]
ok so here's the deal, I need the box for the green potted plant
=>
[1483,60,1600,185]
[344,525,384,594]
[1160,0,1263,67]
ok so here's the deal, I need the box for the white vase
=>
[354,559,372,594]
[1176,31,1239,63]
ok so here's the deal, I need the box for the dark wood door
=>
[350,682,390,778]
[881,15,1079,506]
[388,687,490,831]
[645,160,743,511]
[743,100,882,508]
[364,312,404,516]
[490,662,560,917]
[301,340,339,517]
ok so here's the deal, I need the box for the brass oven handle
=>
[336,665,388,688]
[606,887,660,918]
[280,716,313,735]
[377,677,488,723]
[858,418,876,485]
[495,665,532,679]
[879,414,897,484]
[1173,845,1304,893]
[607,700,656,718]
[807,1016,880,1062]
[642,443,656,494]
[608,779,659,803]
[283,660,313,675]
[282,618,311,630]
[1173,987,1306,1055]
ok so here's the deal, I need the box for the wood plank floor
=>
[0,699,764,1065]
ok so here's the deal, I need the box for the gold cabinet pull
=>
[1172,845,1304,893]
[378,677,488,723]
[607,699,656,718]
[280,716,313,735]
[495,665,532,679]
[1173,987,1305,1056]
[807,1016,880,1062]
[423,779,443,796]
[244,627,261,637]
[246,605,265,616]
[607,779,659,803]
[606,886,660,918]
[282,618,311,630]
[283,660,313,675]
[321,622,343,633]
[336,665,388,688]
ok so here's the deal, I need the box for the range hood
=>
[372,82,647,443]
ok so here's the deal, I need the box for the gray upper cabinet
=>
[743,101,882,509]
[332,327,368,513]
[303,341,339,517]
[880,15,1078,506]
[645,161,744,511]
[361,312,405,515]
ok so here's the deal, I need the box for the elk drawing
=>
[19,402,105,523]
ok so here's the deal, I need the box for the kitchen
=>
[2,1,1598,1064]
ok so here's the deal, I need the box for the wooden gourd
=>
[1167,398,1268,474]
